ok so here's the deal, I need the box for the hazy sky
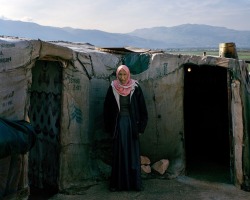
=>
[1,0,250,33]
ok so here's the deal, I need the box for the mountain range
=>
[1,19,250,49]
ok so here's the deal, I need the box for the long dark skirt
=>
[109,115,141,191]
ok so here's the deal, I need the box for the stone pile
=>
[141,156,170,176]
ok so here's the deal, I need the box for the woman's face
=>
[117,69,128,85]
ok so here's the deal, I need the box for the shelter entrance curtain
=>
[28,60,62,190]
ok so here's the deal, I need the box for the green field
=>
[167,49,250,61]
[167,49,250,71]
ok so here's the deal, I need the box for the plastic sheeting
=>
[0,117,36,159]
[0,38,33,120]
[28,60,62,190]
[0,117,34,199]
[123,53,150,74]
[1,36,250,193]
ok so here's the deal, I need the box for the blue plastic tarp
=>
[0,118,36,159]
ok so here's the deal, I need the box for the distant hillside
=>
[128,24,250,48]
[0,19,166,48]
[1,19,250,49]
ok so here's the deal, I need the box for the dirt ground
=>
[29,176,250,200]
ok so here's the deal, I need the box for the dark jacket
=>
[103,82,148,139]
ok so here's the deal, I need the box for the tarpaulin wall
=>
[59,60,92,191]
[74,47,250,188]
[138,53,185,177]
[0,38,36,199]
[1,37,250,194]
[234,60,250,190]
[0,39,34,119]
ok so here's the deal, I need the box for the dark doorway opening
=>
[184,64,231,183]
[28,60,62,199]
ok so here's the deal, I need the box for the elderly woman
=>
[104,65,148,192]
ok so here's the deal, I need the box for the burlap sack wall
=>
[59,61,91,190]
[0,38,38,199]
[0,37,248,192]
[136,53,185,177]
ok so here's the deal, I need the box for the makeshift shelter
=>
[0,36,249,199]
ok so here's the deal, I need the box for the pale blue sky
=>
[1,0,250,33]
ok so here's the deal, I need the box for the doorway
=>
[28,60,62,198]
[184,64,231,183]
